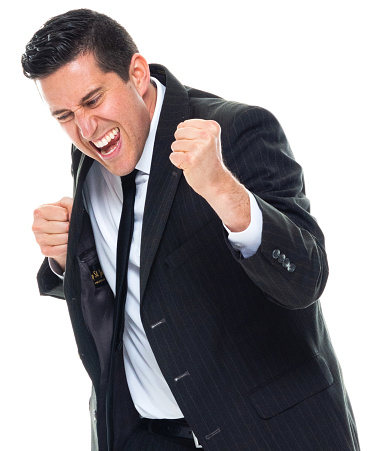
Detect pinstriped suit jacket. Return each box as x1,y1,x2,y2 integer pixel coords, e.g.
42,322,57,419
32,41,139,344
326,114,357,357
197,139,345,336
37,64,360,450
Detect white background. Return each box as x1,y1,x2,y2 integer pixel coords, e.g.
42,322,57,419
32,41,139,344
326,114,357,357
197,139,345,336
1,1,380,449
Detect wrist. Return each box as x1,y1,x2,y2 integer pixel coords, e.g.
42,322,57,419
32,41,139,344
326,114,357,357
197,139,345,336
203,171,251,232
53,255,67,273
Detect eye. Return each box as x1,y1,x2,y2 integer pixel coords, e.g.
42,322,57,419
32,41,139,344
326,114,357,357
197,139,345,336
56,112,74,123
86,95,101,108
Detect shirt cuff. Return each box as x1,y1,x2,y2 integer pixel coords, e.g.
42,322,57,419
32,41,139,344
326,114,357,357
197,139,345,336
48,257,65,280
224,191,263,258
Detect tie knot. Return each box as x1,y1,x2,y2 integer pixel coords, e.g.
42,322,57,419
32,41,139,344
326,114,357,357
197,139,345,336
121,169,138,195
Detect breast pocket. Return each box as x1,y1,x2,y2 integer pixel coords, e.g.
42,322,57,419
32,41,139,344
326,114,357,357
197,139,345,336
77,246,114,369
249,354,334,419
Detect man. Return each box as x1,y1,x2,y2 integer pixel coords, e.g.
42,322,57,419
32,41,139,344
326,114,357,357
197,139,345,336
22,9,360,451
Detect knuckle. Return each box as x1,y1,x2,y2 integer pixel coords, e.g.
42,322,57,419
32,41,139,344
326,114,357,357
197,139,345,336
208,120,220,133
40,245,52,256
37,235,49,246
33,207,43,218
31,223,41,234
61,196,73,205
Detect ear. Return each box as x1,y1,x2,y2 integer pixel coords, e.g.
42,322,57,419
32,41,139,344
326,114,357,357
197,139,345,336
128,53,151,96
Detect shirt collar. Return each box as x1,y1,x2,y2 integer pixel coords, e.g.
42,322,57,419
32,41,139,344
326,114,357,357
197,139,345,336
135,77,166,175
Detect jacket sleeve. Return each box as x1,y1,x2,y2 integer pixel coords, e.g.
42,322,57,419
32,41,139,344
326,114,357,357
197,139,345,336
35,144,81,301
37,257,65,300
222,106,329,310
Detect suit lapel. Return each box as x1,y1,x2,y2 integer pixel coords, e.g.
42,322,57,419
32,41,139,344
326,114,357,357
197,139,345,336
67,152,93,260
140,66,190,300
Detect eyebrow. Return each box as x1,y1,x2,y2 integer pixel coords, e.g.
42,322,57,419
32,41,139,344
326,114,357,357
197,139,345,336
51,87,103,116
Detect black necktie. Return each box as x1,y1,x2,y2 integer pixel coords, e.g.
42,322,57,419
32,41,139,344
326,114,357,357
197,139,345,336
106,169,138,448
114,169,138,350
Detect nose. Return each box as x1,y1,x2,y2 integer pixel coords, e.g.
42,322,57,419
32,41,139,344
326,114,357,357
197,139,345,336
74,107,97,140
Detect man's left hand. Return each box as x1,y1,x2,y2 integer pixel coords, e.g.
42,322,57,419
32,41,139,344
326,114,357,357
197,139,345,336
170,119,228,198
170,119,251,233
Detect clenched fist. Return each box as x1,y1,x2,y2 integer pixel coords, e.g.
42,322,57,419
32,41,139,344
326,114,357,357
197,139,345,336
170,119,251,233
170,119,227,198
32,197,73,272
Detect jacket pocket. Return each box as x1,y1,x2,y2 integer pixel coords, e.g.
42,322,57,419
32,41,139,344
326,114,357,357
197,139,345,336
249,354,333,419
78,247,114,371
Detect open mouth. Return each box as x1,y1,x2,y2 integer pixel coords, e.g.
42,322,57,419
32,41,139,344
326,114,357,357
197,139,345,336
92,127,120,156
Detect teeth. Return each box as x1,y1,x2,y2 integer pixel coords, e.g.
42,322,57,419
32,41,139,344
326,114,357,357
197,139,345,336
101,144,117,156
93,128,119,148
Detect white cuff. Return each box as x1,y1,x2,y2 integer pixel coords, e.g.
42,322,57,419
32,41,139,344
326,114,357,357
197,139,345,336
224,191,263,258
48,257,65,280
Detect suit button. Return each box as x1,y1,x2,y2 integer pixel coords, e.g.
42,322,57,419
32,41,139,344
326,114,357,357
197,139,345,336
287,263,296,273
272,249,281,259
277,254,286,264
282,258,290,268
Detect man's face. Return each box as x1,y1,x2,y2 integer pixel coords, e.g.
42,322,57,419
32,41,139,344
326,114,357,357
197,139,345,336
37,53,155,176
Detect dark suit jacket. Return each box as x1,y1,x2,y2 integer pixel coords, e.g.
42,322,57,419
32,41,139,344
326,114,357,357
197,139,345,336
37,65,360,451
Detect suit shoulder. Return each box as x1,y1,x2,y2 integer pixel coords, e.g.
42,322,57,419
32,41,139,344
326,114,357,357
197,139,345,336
186,87,277,126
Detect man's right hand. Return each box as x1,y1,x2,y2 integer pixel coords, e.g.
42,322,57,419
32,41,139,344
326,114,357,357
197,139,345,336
32,197,73,272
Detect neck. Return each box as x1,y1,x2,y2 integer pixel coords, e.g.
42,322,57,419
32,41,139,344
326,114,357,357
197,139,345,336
144,81,158,121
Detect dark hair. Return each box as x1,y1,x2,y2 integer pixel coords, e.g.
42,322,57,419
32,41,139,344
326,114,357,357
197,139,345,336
21,9,139,81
